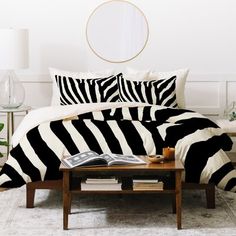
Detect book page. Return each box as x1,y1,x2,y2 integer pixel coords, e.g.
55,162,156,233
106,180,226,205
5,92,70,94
101,153,146,166
62,150,106,168
100,154,116,163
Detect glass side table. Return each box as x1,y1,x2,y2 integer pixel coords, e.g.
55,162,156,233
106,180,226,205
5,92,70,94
0,105,31,157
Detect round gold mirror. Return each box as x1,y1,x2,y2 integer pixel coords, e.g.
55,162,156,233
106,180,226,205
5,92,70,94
86,0,149,63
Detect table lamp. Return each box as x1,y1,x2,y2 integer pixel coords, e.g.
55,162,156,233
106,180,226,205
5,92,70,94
0,29,29,108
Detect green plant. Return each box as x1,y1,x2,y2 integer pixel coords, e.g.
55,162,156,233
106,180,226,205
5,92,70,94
0,123,8,157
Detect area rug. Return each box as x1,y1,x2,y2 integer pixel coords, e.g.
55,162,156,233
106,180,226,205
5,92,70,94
0,186,235,236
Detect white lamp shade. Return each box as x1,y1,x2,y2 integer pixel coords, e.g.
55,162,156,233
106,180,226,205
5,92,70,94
0,29,28,70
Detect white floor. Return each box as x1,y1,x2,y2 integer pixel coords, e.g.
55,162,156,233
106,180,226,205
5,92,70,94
0,186,235,236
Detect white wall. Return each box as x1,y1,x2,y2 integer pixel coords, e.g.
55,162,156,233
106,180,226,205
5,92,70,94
0,0,235,73
1,0,236,156
0,0,236,111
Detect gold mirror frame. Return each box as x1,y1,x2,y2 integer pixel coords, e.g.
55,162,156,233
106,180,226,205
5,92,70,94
86,0,149,63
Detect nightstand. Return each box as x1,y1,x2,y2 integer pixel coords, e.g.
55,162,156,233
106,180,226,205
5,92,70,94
0,105,31,157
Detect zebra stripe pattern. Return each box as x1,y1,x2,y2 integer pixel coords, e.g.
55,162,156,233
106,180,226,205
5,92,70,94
0,105,235,192
55,73,121,105
118,74,178,107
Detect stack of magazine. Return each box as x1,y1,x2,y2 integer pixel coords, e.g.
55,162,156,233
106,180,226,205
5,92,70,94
61,150,146,168
81,177,121,191
133,179,164,191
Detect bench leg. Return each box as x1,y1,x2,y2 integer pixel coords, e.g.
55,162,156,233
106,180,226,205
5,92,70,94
26,180,62,208
26,184,36,208
205,184,215,209
182,183,216,209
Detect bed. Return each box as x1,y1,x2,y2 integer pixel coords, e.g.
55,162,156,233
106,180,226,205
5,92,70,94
0,68,235,207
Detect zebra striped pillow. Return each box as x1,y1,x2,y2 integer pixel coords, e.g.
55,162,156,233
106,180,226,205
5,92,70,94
55,73,121,105
118,74,178,107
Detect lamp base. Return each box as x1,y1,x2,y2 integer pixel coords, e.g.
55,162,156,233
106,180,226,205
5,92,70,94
0,70,25,109
0,104,23,109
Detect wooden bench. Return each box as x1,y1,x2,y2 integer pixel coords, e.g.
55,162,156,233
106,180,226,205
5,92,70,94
26,180,215,209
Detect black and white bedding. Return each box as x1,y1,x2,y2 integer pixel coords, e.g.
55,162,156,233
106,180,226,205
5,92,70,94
0,103,235,192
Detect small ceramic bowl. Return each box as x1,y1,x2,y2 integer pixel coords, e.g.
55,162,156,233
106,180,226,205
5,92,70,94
148,155,165,163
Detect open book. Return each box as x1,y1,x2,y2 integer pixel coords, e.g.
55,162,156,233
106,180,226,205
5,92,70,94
61,150,146,168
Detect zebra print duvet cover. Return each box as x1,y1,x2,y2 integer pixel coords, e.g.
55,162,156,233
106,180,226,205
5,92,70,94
0,105,235,192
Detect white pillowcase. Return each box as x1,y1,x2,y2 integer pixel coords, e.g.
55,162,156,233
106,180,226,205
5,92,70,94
49,68,114,106
126,67,189,108
123,68,150,81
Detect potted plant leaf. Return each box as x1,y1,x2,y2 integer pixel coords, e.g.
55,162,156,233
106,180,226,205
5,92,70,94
0,123,8,157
